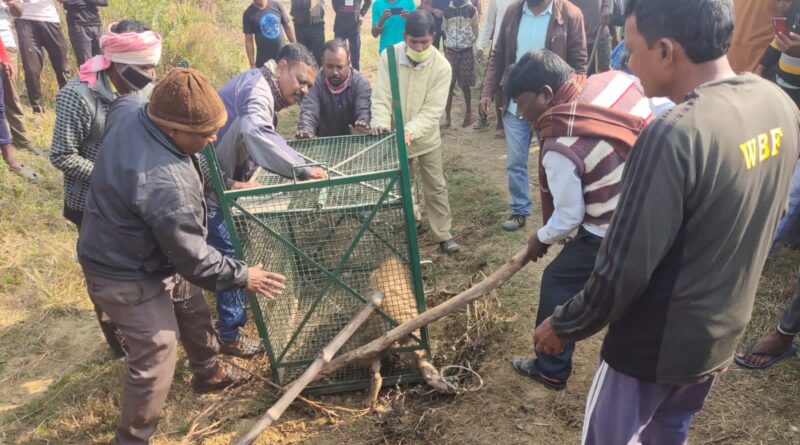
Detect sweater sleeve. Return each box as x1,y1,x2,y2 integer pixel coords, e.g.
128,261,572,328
760,40,781,69
354,73,373,124
297,79,322,135
0,39,8,63
370,49,393,130
551,119,690,343
49,86,94,182
405,56,452,141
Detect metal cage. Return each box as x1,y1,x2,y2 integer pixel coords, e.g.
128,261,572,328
203,49,430,394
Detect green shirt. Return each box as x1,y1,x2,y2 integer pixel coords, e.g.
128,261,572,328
372,0,416,53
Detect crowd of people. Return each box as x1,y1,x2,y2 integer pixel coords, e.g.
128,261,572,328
0,0,798,443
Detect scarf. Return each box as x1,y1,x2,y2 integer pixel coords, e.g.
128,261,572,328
78,28,162,88
535,73,651,225
260,60,289,111
325,68,352,95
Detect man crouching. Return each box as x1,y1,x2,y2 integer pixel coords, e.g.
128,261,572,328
77,68,286,445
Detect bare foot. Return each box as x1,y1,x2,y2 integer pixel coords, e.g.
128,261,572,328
440,120,451,130
737,330,796,367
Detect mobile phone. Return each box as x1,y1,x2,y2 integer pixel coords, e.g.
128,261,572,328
390,7,403,15
773,17,789,36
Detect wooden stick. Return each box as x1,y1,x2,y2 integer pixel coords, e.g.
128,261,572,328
317,247,530,379
236,291,385,445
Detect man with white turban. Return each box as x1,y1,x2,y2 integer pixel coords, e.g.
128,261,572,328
50,19,163,357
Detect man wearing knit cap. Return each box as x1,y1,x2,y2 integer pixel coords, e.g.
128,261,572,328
78,68,287,445
50,20,162,357
202,43,325,358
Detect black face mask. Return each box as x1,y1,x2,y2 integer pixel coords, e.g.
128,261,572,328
116,64,155,91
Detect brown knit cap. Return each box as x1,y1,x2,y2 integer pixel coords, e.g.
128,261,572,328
147,68,227,133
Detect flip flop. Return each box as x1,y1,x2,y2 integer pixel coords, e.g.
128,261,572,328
734,341,797,370
11,164,40,183
511,355,566,390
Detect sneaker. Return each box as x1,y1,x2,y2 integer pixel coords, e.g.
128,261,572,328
502,215,526,232
219,335,264,358
192,363,251,394
439,239,461,254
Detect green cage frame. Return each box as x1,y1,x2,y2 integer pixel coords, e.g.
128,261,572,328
202,47,431,394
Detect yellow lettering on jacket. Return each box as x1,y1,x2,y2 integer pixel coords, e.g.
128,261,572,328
739,127,783,170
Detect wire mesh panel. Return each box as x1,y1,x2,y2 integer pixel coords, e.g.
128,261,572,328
207,133,430,393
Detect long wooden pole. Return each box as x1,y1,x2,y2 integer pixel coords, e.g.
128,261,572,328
236,291,385,445
317,247,530,379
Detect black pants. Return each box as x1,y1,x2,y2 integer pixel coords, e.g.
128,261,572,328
535,227,602,381
295,22,325,67
15,19,70,110
67,21,102,66
335,31,361,70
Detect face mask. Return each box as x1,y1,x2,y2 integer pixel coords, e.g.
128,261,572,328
116,64,155,91
406,46,433,63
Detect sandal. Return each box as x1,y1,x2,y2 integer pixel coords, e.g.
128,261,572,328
734,341,797,370
511,355,566,390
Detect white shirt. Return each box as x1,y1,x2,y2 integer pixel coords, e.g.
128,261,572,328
475,0,516,51
0,5,16,48
537,151,606,244
20,0,61,23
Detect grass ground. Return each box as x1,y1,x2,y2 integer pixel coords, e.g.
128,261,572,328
1,1,799,444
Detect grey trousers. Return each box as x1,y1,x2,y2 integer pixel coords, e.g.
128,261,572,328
85,273,220,445
2,48,33,149
582,360,715,445
67,21,102,66
778,277,800,336
588,30,612,75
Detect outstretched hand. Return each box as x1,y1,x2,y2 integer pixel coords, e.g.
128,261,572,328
246,264,286,300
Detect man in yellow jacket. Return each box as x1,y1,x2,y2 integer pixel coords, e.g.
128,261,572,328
371,9,460,254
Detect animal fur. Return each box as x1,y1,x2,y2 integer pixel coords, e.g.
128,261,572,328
355,255,448,409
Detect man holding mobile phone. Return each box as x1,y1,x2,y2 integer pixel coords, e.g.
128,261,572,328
372,0,416,52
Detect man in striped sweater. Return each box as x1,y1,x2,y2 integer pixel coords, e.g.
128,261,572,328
504,49,653,390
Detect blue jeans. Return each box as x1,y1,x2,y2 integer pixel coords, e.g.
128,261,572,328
503,111,533,217
206,205,247,343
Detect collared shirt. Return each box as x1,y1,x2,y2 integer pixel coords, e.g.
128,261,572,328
508,0,552,115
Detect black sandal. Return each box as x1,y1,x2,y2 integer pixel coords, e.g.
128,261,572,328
511,355,567,391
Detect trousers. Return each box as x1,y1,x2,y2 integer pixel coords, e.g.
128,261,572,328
2,48,33,148
409,148,454,242
335,31,361,70
85,273,220,445
15,19,70,110
67,21,102,66
295,22,325,67
503,111,534,217
582,360,715,445
535,228,602,381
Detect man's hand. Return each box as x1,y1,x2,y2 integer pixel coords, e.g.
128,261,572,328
358,15,364,26
350,120,370,134
479,96,493,117
231,180,261,190
379,9,392,24
400,10,410,18
475,48,484,62
527,233,549,262
776,32,800,58
431,8,443,18
246,265,286,300
370,125,389,136
404,129,411,148
305,167,328,180
533,317,566,356
2,62,13,81
295,129,313,139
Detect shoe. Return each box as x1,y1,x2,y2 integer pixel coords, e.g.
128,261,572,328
192,363,251,394
502,215,526,232
219,335,264,358
439,239,461,254
473,116,490,131
511,356,567,391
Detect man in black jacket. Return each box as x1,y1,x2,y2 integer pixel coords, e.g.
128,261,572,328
295,39,370,138
532,0,800,443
